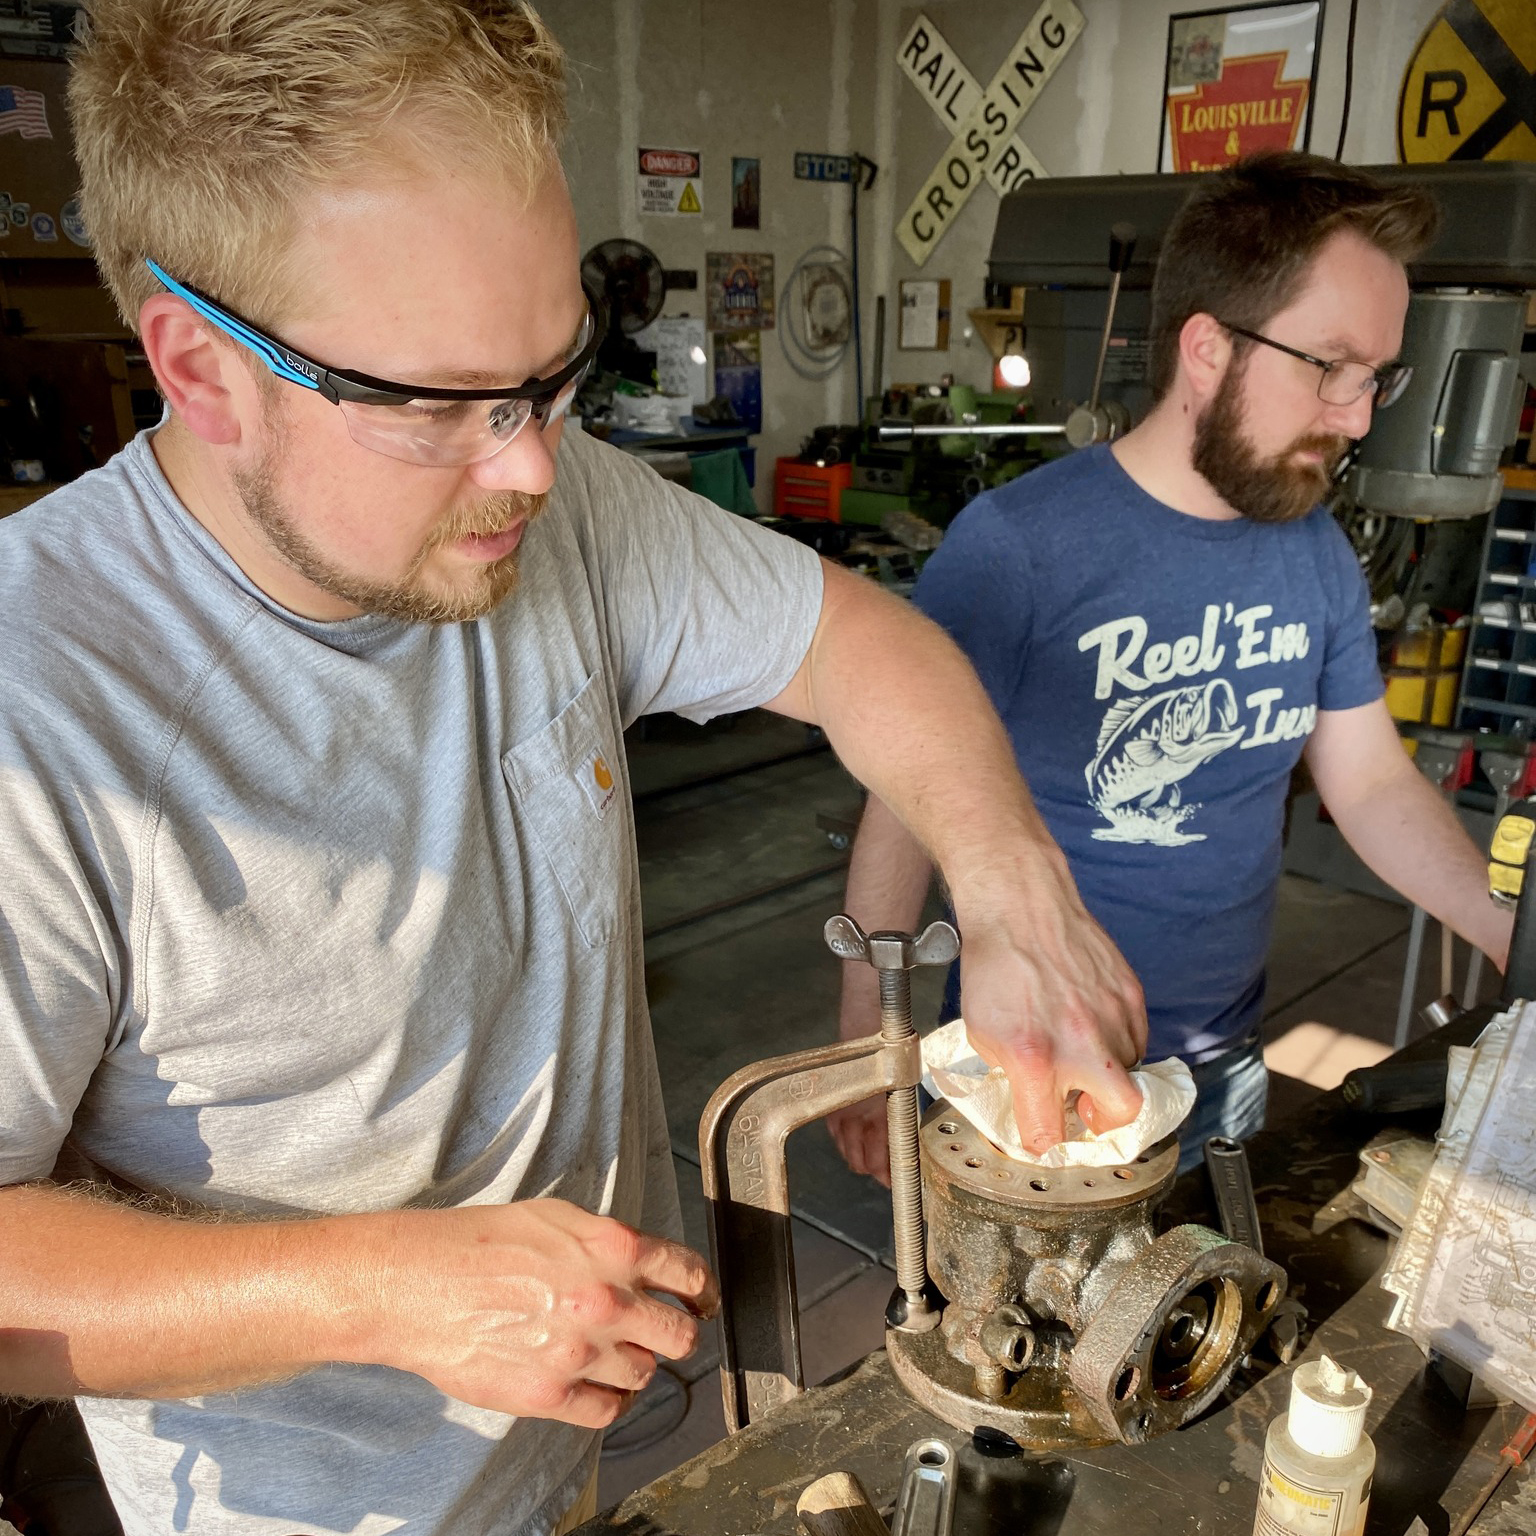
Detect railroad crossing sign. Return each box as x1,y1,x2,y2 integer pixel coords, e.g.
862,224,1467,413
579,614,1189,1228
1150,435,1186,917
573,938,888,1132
895,1,1084,267
1399,0,1536,162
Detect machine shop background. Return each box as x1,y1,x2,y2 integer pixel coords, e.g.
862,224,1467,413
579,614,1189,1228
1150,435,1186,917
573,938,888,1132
543,0,1445,494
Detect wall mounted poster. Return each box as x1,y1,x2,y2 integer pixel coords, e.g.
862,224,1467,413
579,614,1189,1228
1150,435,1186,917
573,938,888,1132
731,156,760,228
706,252,775,333
1158,2,1322,173
714,330,762,433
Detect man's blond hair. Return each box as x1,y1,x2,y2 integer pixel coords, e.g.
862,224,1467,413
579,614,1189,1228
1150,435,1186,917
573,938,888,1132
69,0,567,333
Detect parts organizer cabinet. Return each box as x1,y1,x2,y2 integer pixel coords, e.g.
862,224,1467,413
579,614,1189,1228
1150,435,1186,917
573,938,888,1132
1459,478,1536,736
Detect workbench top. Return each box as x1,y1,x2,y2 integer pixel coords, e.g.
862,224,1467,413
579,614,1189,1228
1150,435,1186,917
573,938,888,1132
578,1015,1533,1535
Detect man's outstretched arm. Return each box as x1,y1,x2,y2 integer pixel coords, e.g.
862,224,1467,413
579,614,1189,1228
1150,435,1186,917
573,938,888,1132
1306,699,1511,969
0,1182,715,1428
767,561,1147,1154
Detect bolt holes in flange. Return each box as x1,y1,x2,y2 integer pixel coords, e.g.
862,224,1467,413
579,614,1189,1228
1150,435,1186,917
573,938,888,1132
938,1122,960,1136
1114,1365,1141,1401
1256,1280,1279,1313
1029,1179,1051,1192
965,1158,983,1168
1113,1168,1135,1181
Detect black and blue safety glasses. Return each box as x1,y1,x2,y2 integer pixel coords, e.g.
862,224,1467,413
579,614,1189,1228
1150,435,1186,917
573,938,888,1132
145,258,605,467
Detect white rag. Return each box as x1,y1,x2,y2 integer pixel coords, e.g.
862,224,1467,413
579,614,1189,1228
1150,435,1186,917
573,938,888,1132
920,1018,1197,1168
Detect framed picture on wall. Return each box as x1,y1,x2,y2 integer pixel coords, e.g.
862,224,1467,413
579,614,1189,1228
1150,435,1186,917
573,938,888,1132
898,278,951,350
1157,1,1324,174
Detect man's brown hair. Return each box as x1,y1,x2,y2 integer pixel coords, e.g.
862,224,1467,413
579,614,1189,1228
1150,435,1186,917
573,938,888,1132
69,0,567,336
1147,151,1439,401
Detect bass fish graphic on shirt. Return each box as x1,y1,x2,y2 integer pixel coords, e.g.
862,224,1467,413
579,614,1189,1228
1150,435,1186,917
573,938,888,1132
1085,678,1245,845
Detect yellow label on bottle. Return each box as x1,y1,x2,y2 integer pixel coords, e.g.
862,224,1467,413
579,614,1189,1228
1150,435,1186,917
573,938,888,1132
1254,1467,1342,1535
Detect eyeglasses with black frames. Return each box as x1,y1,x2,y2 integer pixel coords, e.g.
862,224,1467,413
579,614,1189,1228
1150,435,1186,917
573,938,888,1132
145,258,605,468
1218,321,1412,410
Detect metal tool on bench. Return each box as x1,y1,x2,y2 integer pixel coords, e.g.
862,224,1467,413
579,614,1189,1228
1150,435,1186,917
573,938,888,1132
1204,1135,1306,1364
794,1437,956,1536
700,914,1287,1450
890,1439,956,1536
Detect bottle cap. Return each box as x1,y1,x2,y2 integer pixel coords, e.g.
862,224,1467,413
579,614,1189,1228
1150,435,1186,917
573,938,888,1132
1287,1355,1371,1458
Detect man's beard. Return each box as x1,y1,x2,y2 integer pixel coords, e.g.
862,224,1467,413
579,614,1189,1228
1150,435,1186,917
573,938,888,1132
232,436,544,624
1191,362,1350,525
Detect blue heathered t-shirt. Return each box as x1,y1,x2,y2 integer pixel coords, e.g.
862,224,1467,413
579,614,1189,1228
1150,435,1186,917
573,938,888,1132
915,445,1384,1062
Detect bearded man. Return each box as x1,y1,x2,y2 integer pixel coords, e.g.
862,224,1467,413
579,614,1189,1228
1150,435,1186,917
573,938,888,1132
831,152,1512,1183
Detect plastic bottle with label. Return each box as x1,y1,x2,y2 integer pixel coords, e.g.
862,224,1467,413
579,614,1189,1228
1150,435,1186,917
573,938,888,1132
1252,1355,1375,1536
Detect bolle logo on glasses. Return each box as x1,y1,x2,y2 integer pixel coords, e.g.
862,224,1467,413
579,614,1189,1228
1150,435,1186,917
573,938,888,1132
279,349,320,383
580,749,618,819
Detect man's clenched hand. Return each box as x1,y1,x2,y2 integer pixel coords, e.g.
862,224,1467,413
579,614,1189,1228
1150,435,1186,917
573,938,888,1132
374,1199,718,1428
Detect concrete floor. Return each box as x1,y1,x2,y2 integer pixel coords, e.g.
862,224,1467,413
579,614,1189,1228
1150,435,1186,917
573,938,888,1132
600,711,1504,1507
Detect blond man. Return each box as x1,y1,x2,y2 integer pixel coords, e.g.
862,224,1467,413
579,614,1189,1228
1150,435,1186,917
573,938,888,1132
0,4,1143,1532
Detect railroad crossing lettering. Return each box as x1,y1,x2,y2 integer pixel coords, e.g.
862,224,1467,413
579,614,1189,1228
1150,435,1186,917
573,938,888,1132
898,1,1084,266
1399,0,1536,162
897,14,1050,199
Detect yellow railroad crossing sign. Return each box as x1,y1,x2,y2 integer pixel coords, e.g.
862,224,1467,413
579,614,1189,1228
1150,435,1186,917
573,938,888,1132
1399,0,1536,162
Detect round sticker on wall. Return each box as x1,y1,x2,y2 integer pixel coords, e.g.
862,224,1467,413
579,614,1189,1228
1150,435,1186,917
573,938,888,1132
29,211,56,243
60,195,88,247
9,202,29,228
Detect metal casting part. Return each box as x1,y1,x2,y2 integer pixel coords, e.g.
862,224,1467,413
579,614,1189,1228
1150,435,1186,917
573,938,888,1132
889,1106,1183,1445
1069,1224,1285,1441
699,1029,922,1431
887,1104,1283,1447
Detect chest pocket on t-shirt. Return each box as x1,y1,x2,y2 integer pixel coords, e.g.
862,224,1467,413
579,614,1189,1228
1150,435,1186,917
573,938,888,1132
502,672,627,948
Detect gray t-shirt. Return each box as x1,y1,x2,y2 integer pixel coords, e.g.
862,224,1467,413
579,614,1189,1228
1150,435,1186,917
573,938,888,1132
0,424,822,1535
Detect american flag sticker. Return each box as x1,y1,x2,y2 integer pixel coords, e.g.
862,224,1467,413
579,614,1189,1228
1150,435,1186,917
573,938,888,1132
0,86,51,141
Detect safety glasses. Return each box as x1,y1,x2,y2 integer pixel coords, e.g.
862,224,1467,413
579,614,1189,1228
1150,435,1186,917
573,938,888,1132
1219,322,1412,410
145,258,605,467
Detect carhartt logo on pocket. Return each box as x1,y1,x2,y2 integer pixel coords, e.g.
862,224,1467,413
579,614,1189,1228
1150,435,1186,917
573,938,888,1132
580,750,618,818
